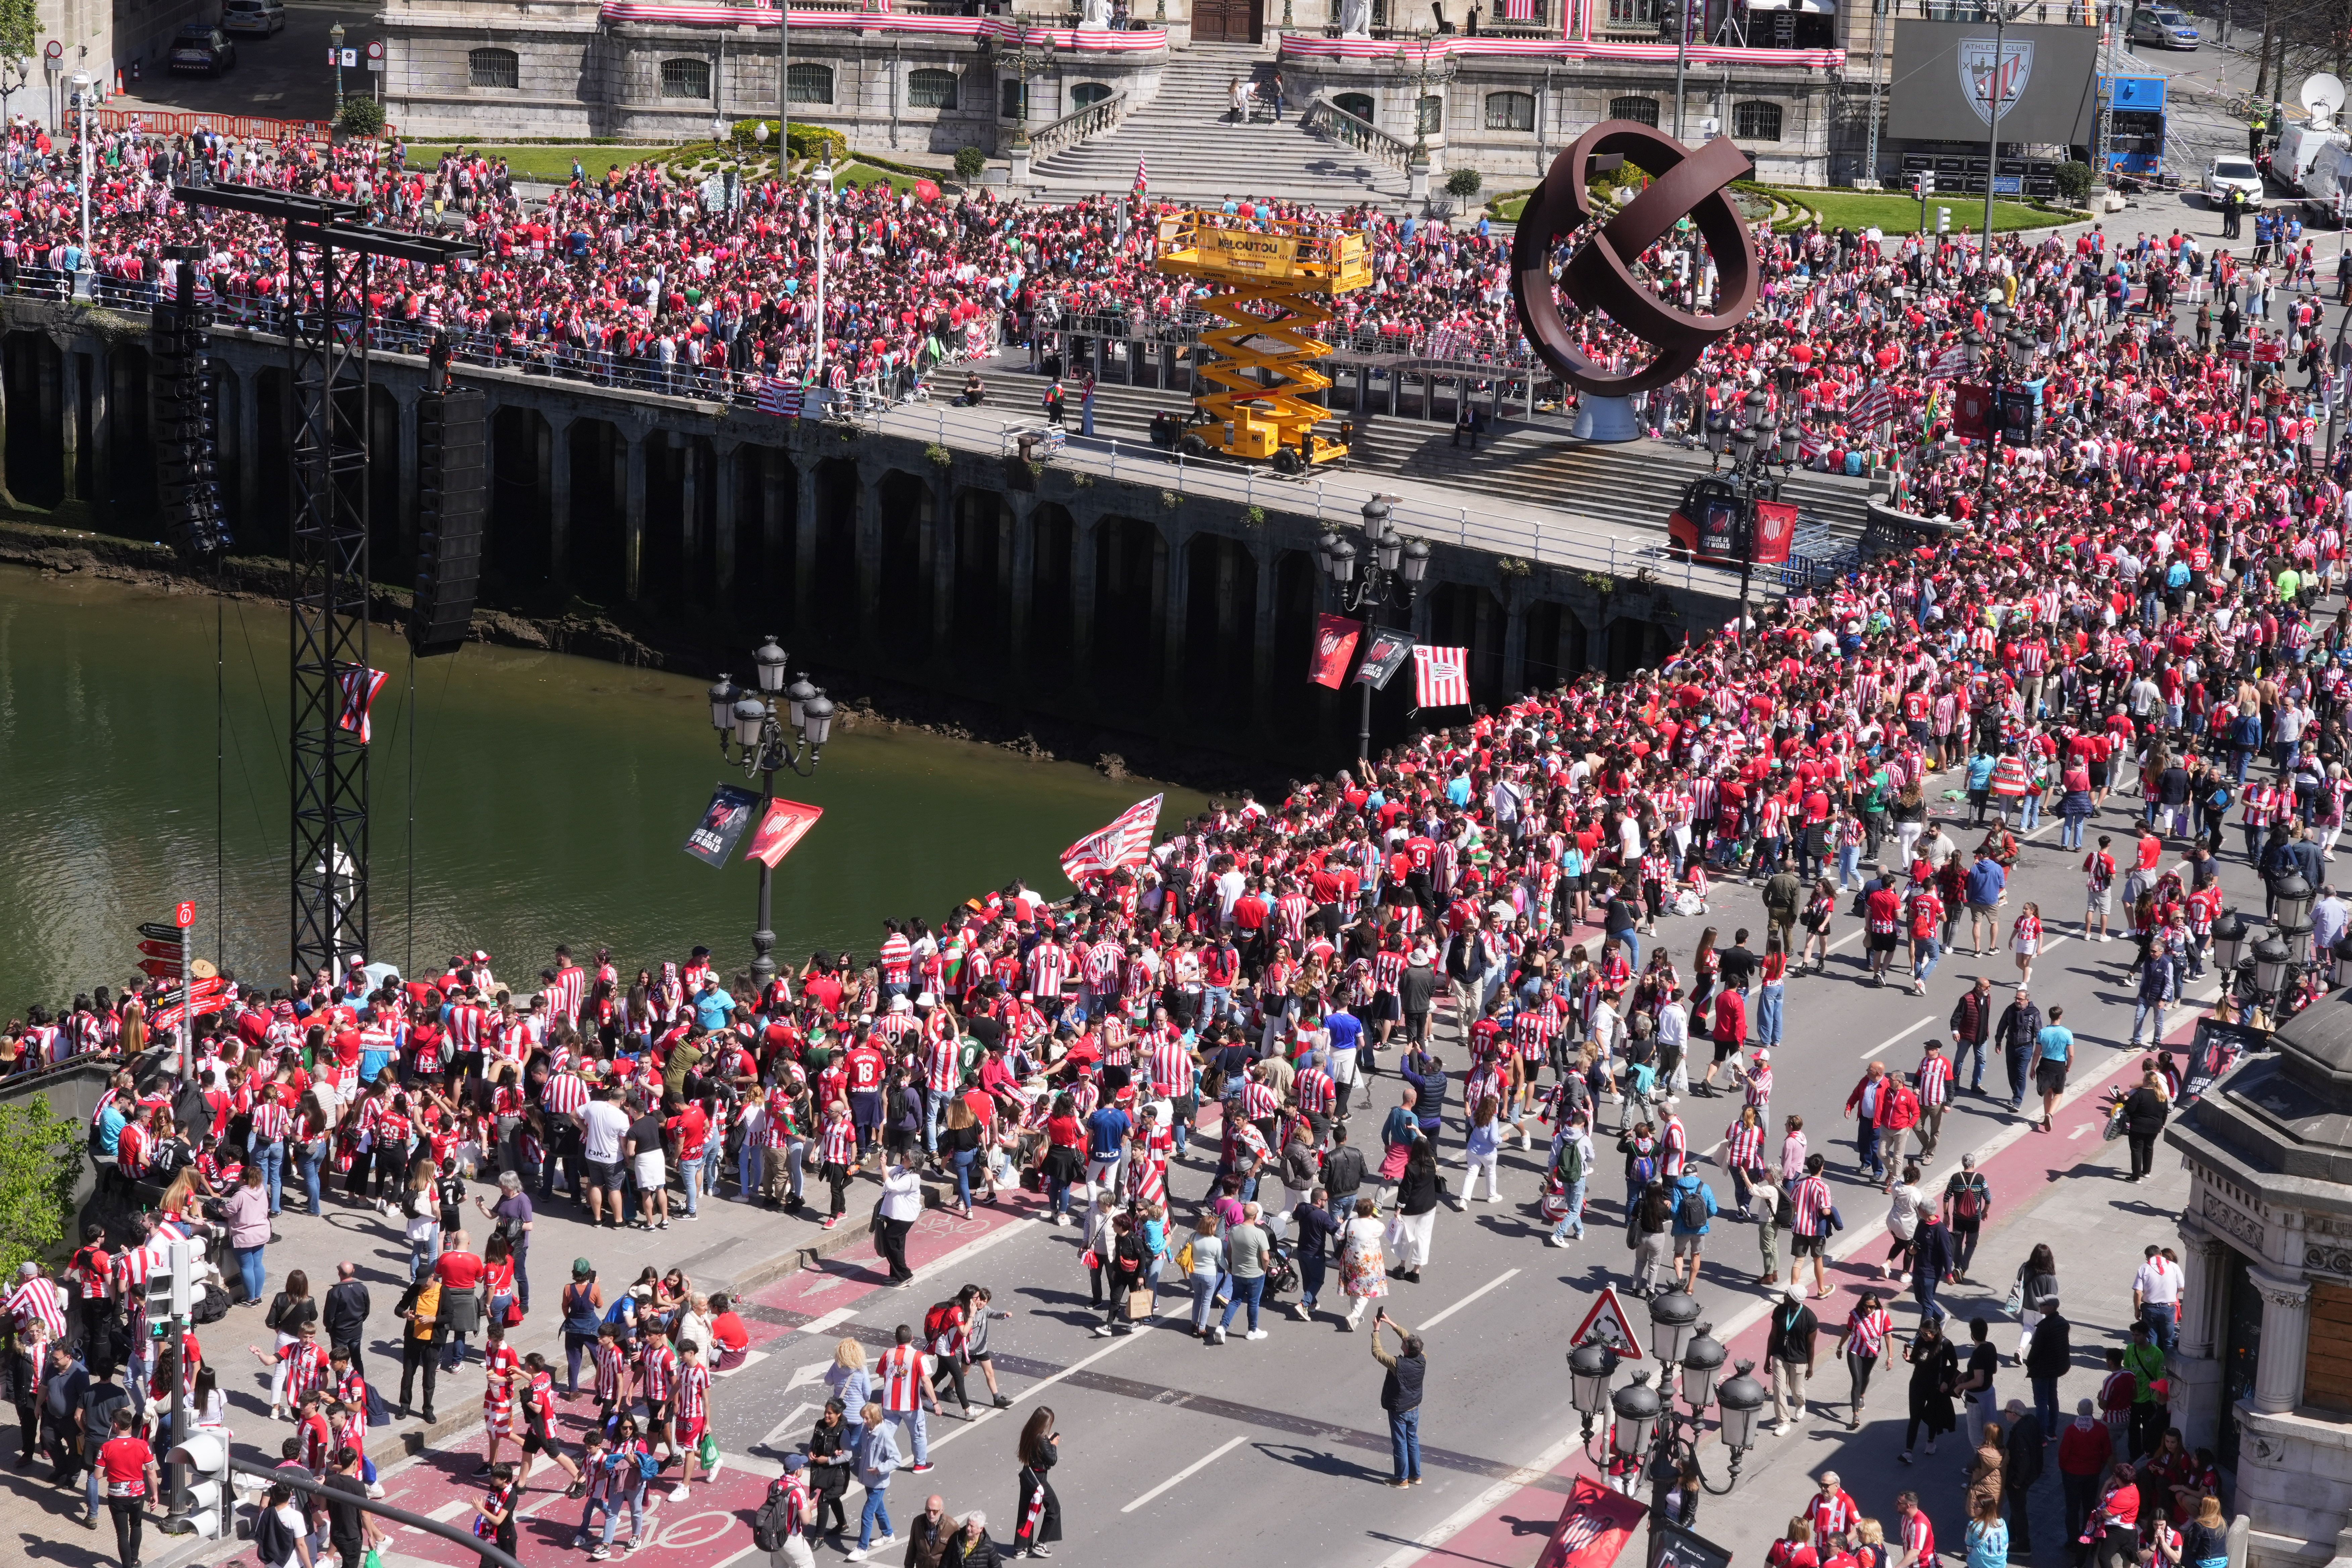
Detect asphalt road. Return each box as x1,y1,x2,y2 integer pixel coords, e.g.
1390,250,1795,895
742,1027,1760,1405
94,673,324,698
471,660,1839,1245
338,758,2305,1568
113,2,370,123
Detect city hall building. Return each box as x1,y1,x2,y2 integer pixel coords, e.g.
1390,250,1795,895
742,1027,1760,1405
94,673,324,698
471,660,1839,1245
370,0,2084,192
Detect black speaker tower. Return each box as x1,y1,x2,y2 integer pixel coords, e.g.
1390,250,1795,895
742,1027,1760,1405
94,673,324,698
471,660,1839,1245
410,336,487,658
148,247,230,561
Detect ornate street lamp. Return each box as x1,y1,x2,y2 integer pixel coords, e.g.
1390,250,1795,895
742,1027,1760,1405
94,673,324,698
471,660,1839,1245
1313,496,1427,765
704,636,832,982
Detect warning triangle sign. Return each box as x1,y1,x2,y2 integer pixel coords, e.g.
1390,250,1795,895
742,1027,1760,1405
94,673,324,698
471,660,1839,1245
1570,1284,1645,1361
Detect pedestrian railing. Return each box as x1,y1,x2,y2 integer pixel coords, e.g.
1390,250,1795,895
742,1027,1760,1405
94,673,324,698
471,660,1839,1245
1301,92,1415,174
1027,89,1130,161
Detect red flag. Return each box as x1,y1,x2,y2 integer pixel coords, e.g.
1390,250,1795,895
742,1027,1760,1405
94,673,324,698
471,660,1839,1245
1538,1476,1648,1568
742,797,824,868
1060,794,1163,886
1308,613,1361,688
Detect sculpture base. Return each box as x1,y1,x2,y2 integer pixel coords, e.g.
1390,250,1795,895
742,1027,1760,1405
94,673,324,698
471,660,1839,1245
1572,396,1644,443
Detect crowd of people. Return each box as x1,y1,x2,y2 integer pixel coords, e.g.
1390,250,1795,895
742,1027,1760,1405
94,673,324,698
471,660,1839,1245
0,100,2343,1568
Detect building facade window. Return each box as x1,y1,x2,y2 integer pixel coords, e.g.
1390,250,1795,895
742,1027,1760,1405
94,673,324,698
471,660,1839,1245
1484,90,1534,131
468,48,518,90
1607,0,1658,24
908,67,957,109
1608,95,1659,127
788,61,833,103
1334,91,1374,121
1416,94,1443,135
1072,80,1112,107
1733,99,1783,140
659,57,711,99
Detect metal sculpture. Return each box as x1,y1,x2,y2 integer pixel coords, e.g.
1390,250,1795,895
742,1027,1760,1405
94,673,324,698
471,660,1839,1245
1510,121,1760,397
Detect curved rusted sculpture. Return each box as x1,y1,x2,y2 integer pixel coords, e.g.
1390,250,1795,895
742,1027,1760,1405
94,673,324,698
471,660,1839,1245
1509,120,1760,397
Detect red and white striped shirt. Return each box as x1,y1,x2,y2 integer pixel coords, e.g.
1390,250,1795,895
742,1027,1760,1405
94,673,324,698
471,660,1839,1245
640,1341,677,1403
1791,1174,1835,1237
1724,1121,1765,1170
250,1099,293,1143
1843,1306,1894,1360
877,1343,928,1411
924,1038,960,1095
1149,1039,1194,1098
674,1361,710,1426
819,1115,857,1168
1294,1067,1334,1116
1916,1052,1953,1107
6,1277,66,1343
1900,1508,1935,1563
541,1072,590,1120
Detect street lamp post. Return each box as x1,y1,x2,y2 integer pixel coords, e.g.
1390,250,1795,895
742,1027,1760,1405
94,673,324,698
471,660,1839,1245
1570,1290,1767,1564
809,157,834,381
1709,386,1794,644
1314,496,1430,766
330,22,346,113
68,73,89,272
704,635,834,983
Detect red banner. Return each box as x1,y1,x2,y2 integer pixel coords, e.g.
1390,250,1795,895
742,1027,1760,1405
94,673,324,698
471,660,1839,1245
1950,381,1994,441
1308,613,1361,688
1537,1476,1648,1568
1752,499,1799,566
743,797,825,868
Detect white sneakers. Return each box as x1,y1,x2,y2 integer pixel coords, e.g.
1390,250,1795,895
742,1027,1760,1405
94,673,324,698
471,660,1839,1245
1245,1329,1267,1341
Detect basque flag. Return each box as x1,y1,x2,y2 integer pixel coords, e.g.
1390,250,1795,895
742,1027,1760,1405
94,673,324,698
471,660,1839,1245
337,666,389,744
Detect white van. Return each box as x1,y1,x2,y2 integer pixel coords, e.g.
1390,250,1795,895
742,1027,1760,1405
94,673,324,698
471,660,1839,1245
2272,119,2347,195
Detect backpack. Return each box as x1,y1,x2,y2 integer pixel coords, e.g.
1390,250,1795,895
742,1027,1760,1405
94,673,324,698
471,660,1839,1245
1675,1183,1708,1231
751,1480,795,1552
923,1301,959,1349
1953,1177,1985,1223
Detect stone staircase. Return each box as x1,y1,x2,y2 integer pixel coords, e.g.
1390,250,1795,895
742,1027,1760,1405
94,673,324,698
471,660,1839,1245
1030,42,1411,205
987,365,1877,542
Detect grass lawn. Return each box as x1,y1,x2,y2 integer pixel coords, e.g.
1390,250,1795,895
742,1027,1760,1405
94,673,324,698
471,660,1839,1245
1782,188,2066,235
1490,191,1530,221
834,160,938,195
398,144,672,183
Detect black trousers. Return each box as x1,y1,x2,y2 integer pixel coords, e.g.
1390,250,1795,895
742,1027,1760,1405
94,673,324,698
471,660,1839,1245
108,1498,143,1568
877,1216,913,1282
399,1336,440,1413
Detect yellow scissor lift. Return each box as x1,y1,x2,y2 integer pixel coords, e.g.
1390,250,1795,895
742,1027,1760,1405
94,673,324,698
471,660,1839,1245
1153,210,1371,473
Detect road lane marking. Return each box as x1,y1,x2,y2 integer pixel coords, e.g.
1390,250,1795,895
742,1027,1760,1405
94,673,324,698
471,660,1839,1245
1121,1434,1250,1513
1417,1269,1519,1331
425,1501,470,1523
798,1307,853,1336
1860,1016,1933,1059
926,1324,1158,1453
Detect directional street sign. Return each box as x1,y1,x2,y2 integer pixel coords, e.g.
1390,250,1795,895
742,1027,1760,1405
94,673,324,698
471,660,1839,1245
138,921,187,943
137,940,186,959
139,959,185,979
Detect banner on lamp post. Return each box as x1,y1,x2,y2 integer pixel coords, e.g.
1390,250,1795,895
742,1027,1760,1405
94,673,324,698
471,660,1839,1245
683,783,763,869
743,798,825,868
1307,613,1360,688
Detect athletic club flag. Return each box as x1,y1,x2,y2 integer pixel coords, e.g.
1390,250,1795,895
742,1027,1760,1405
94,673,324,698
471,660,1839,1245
1355,629,1415,690
1413,645,1471,708
757,378,806,418
684,783,763,869
1060,794,1163,886
1307,612,1360,688
337,666,389,744
1537,1476,1648,1568
743,797,824,868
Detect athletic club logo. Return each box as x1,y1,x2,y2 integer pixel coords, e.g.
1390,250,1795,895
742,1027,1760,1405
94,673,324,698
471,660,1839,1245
1959,36,2033,127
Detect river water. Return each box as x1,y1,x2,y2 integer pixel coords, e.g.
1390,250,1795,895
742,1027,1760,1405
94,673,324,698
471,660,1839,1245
0,564,1203,1011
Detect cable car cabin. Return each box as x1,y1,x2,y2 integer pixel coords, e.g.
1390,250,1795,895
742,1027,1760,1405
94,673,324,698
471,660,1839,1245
1666,478,1799,566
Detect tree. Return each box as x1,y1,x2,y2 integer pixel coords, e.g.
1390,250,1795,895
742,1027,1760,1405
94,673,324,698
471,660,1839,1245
0,1096,82,1278
0,0,38,124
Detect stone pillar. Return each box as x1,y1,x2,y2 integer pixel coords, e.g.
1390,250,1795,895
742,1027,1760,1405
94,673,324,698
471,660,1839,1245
1156,521,1187,713
1583,606,1610,673
714,439,739,605
762,449,788,587
547,418,573,584
397,393,421,556
928,486,956,660
85,346,109,511
623,431,648,603
679,436,701,598
2250,1265,2313,1415
1071,510,1099,681
1250,540,1277,731
2171,1215,2232,1451
1007,493,1035,683
1501,584,1529,700
793,459,819,636
854,460,884,655
58,345,80,503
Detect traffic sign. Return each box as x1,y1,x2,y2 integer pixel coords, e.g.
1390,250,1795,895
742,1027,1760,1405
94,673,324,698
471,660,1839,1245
139,959,185,979
138,921,187,943
174,901,196,928
137,939,185,959
1570,1284,1645,1361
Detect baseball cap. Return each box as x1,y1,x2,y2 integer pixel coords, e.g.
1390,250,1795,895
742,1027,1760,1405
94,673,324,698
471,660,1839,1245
573,1258,594,1278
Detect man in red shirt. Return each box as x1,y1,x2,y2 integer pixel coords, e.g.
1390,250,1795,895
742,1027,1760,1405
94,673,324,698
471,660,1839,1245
95,1407,159,1568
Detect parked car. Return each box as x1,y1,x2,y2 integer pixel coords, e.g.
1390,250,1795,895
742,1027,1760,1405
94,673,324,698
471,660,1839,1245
168,21,236,73
2126,4,2200,47
220,0,283,36
2205,155,2265,207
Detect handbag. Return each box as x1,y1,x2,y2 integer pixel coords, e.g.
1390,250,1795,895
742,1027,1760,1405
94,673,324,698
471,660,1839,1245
2003,1280,2025,1317
2102,1102,2128,1141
